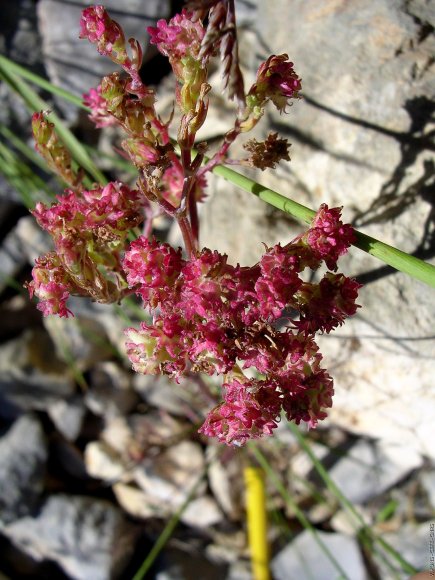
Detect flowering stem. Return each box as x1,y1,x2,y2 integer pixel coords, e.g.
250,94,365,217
212,163,435,288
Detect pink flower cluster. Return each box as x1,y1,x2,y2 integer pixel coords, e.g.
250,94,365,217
148,9,205,62
123,205,361,445
252,54,302,113
27,182,147,316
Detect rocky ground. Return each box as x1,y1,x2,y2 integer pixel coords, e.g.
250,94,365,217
0,1,434,579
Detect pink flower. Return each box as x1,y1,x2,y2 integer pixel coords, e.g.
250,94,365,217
80,6,126,61
83,86,117,128
148,10,204,61
296,274,362,334
199,378,280,446
255,244,302,319
26,254,74,318
123,237,185,307
125,317,188,379
249,54,301,113
304,204,356,271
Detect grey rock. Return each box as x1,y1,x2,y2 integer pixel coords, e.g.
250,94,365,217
421,470,435,511
0,216,51,294
328,439,423,504
200,0,435,460
85,361,138,417
5,494,138,580
133,440,206,512
0,414,48,525
48,396,86,441
374,519,435,579
271,529,367,580
133,373,192,417
0,329,74,412
37,0,171,119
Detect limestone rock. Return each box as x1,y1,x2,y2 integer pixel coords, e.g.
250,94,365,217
0,414,48,525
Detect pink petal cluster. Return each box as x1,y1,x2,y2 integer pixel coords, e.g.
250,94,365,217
303,203,356,271
29,182,147,315
83,86,117,128
250,54,301,113
80,5,125,59
148,9,205,61
123,204,360,445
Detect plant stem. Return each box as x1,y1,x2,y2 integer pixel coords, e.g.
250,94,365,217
212,163,435,288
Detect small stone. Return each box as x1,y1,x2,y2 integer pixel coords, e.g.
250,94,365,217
133,373,189,416
113,483,158,519
84,441,127,483
328,439,423,504
421,471,435,511
0,329,74,412
133,441,206,511
271,530,366,580
330,507,373,536
86,362,138,417
5,494,138,580
208,452,244,521
374,519,435,578
48,396,86,441
0,414,48,525
181,496,223,529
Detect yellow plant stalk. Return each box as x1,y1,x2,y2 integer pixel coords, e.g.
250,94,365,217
245,466,271,580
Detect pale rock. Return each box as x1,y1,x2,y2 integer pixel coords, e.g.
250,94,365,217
328,439,423,504
180,495,223,528
374,519,435,579
0,414,48,525
43,310,115,371
271,530,367,580
330,507,374,536
101,416,132,455
421,471,435,511
113,483,158,519
133,374,189,416
84,441,128,484
0,216,50,293
208,453,244,520
86,361,138,417
133,441,206,511
5,494,137,580
48,396,86,441
0,329,74,411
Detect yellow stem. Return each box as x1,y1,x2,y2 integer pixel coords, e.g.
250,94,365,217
244,466,271,580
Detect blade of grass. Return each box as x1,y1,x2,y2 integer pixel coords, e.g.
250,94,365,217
248,442,350,580
212,164,435,288
0,54,87,110
0,66,106,186
286,422,418,575
132,469,206,580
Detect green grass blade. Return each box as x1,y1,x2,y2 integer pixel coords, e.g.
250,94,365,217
286,423,418,575
249,442,351,580
212,164,435,288
132,470,206,580
0,54,88,110
0,66,106,186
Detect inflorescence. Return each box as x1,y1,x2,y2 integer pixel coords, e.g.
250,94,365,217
27,3,361,446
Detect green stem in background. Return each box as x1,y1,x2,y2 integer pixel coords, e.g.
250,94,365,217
0,66,105,186
132,470,206,580
249,443,350,580
287,423,418,576
1,54,433,288
0,54,87,110
212,164,435,289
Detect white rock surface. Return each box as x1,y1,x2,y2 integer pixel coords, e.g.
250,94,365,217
5,494,137,580
271,530,367,580
133,441,206,511
328,439,423,504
